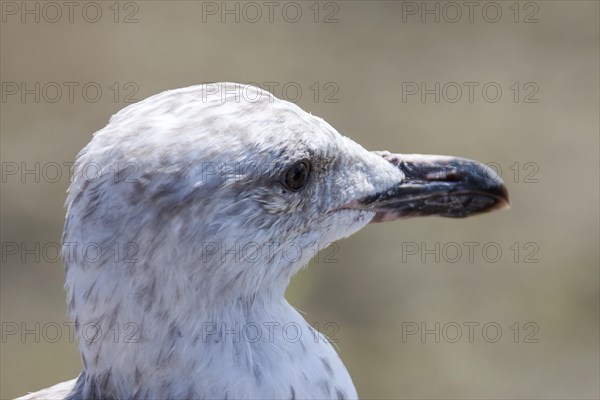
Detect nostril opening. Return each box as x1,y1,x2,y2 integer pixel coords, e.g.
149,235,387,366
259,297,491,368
444,171,462,182
425,170,462,182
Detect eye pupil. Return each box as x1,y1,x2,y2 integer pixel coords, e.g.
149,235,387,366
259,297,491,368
283,160,310,191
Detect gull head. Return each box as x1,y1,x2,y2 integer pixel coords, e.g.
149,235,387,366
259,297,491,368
62,83,508,398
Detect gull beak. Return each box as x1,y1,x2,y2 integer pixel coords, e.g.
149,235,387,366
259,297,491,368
358,152,510,222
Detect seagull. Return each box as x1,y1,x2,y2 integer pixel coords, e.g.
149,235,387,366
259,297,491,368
18,83,508,400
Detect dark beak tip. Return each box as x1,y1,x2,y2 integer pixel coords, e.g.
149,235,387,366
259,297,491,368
487,175,510,207
499,184,510,205
492,183,511,211
460,176,510,216
487,193,510,214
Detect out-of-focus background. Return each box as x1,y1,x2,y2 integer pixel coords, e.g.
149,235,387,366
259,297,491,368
1,1,598,399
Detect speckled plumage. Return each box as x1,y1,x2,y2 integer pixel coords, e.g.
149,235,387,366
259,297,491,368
18,83,508,400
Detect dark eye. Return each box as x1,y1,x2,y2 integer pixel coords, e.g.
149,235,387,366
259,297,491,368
282,160,311,191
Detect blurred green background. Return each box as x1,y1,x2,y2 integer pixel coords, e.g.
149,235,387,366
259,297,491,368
1,1,598,399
